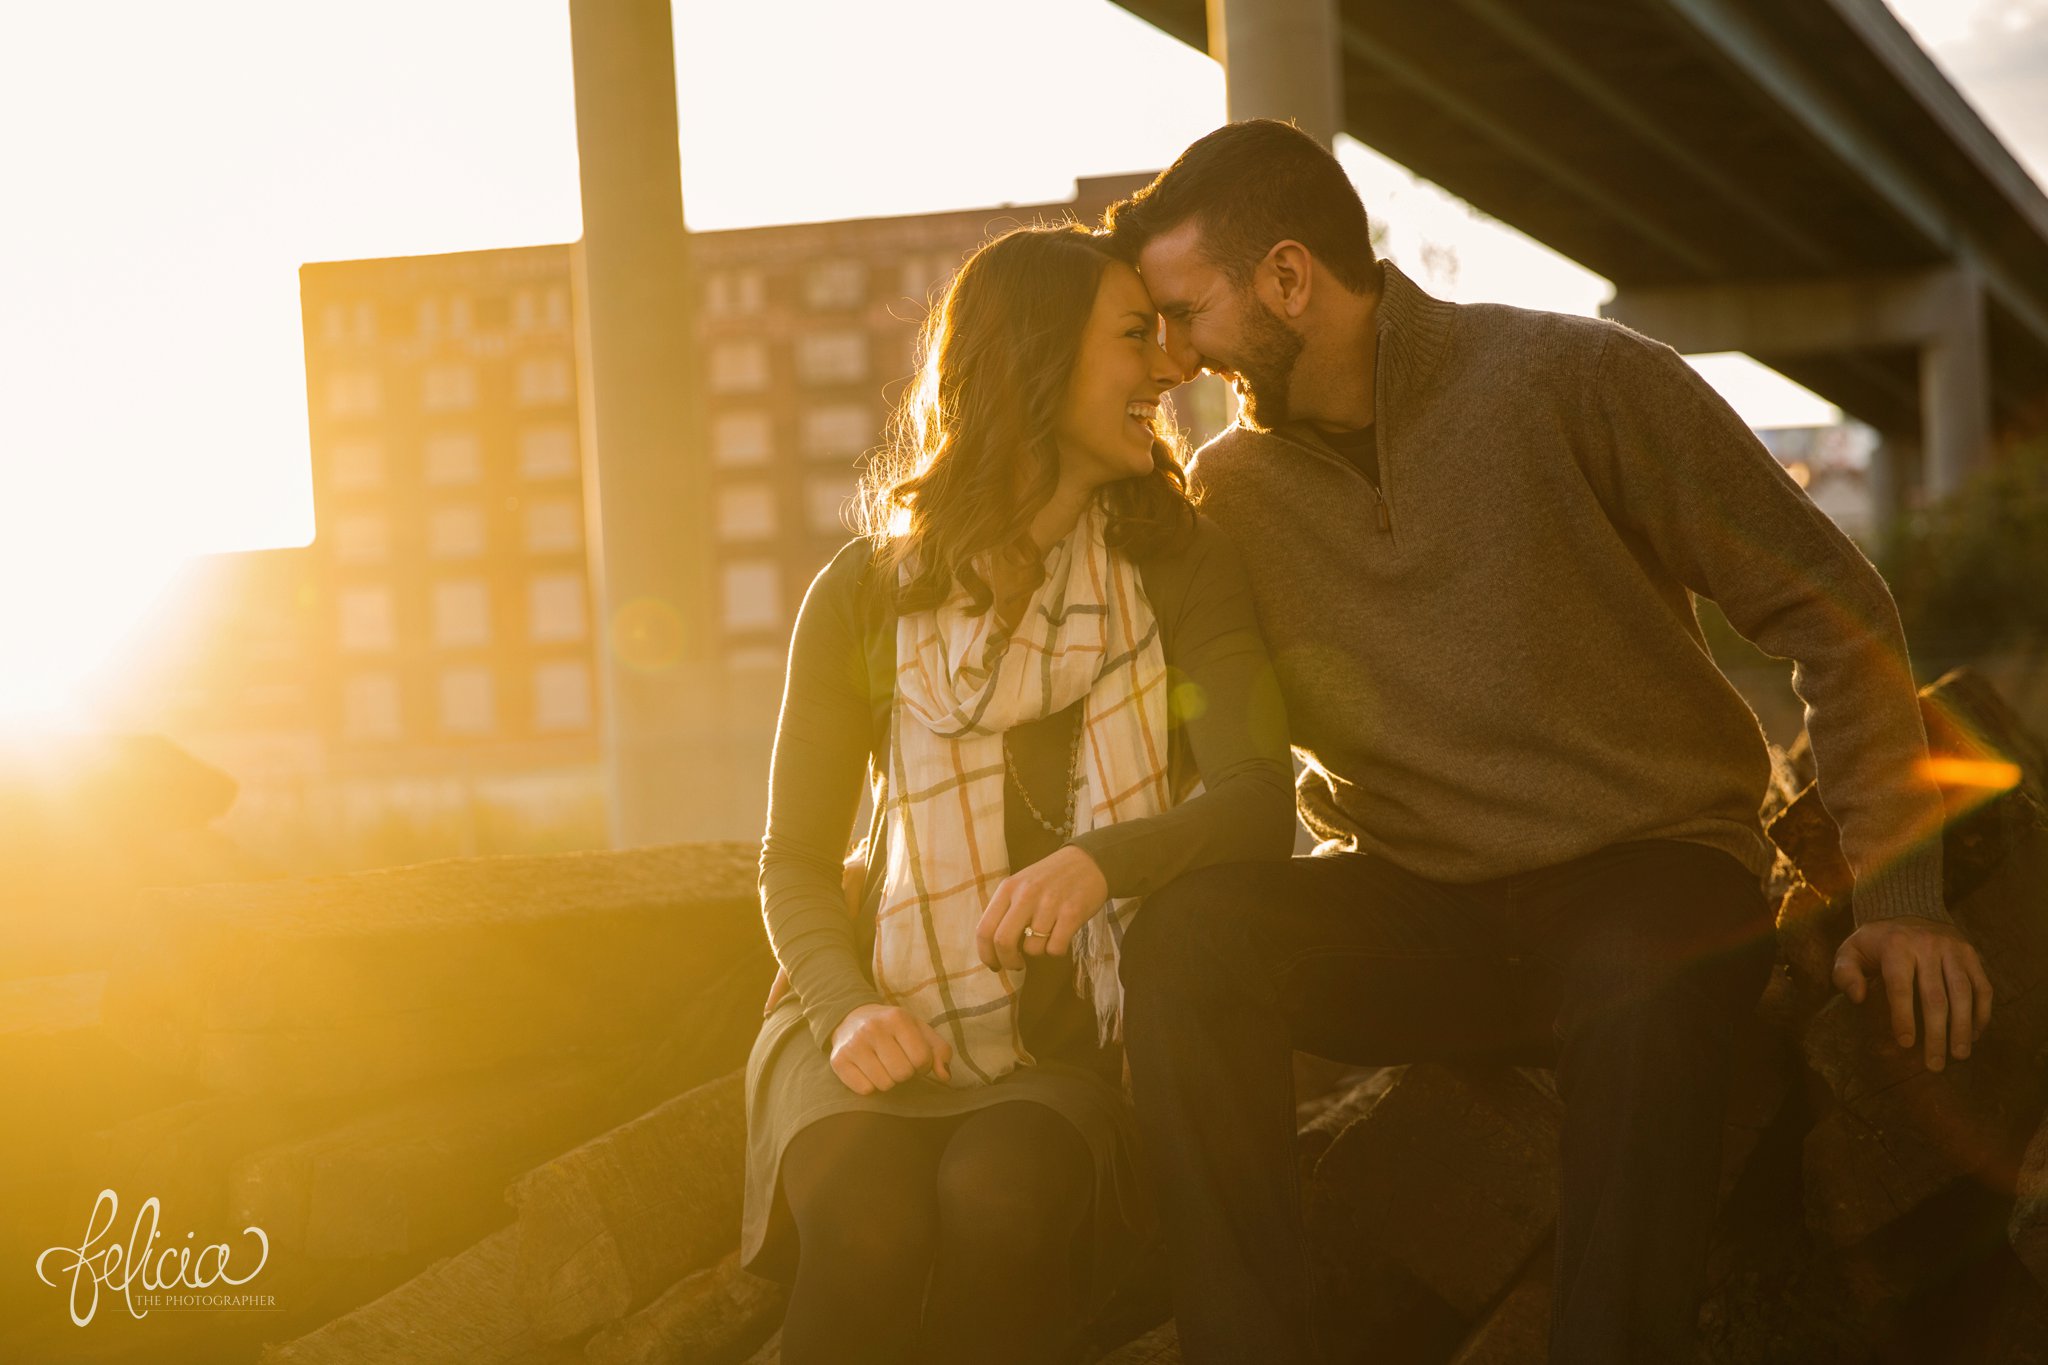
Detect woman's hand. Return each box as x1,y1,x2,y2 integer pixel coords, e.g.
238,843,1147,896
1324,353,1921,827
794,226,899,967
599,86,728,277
829,1003,953,1094
976,844,1111,972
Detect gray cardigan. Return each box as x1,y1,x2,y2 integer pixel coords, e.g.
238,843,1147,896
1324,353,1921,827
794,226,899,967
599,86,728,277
758,517,1297,1055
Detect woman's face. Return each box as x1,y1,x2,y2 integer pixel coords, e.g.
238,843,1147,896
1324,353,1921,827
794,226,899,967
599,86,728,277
1053,259,1180,490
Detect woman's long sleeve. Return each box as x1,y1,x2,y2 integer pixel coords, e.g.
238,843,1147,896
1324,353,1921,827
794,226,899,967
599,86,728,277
758,545,888,1055
1068,520,1296,896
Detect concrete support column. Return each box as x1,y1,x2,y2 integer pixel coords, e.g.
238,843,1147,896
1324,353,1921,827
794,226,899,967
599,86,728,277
1919,267,1991,500
568,0,725,847
1206,0,1343,147
1869,430,1920,532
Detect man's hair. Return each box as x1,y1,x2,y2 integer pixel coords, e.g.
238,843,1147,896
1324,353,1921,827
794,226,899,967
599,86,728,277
1103,119,1377,294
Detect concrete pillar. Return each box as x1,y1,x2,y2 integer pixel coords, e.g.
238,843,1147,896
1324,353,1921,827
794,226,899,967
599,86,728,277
1207,0,1343,147
1869,430,1920,533
1919,267,1992,500
567,0,725,847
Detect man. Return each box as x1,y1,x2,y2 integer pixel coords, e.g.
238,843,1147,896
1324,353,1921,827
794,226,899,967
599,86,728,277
1104,120,1993,1365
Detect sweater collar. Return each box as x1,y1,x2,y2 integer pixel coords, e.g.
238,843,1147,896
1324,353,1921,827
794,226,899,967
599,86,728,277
1371,258,1457,411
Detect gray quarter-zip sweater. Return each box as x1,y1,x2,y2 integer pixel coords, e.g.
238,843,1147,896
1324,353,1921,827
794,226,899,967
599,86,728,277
1190,259,1946,925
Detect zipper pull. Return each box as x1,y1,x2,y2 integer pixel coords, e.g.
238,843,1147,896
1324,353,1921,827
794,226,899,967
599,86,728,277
1375,496,1391,532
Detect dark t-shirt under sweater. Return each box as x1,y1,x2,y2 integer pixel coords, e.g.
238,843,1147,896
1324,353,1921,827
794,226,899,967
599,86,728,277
1319,422,1380,491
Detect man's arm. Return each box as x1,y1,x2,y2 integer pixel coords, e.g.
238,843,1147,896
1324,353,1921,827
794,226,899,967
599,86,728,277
1584,324,1991,1068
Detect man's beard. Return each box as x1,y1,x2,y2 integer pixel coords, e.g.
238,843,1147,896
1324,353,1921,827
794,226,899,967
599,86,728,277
1229,299,1305,431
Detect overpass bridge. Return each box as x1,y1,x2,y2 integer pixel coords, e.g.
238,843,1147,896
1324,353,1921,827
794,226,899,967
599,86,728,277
1114,0,2048,506
553,0,2048,845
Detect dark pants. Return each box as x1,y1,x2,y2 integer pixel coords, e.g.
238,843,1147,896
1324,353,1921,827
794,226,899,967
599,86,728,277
1119,840,1775,1365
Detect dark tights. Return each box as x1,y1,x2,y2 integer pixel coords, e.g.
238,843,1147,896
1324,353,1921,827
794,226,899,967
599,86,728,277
778,1100,1096,1365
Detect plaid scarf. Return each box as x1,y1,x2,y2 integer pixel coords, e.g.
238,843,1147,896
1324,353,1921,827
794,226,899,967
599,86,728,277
877,501,1172,1089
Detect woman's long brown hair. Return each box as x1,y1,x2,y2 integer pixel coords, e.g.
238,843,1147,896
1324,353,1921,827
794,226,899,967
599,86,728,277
854,222,1196,617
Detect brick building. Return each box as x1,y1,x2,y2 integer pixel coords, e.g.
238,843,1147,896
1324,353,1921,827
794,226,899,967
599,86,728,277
107,176,1220,868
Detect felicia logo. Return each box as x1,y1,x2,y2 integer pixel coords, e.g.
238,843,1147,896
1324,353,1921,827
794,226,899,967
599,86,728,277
35,1189,272,1326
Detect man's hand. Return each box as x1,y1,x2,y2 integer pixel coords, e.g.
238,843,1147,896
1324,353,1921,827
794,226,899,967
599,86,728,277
828,1003,952,1094
1832,915,1993,1071
976,845,1111,972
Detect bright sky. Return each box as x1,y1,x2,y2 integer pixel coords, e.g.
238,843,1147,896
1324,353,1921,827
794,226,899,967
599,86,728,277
0,0,2040,727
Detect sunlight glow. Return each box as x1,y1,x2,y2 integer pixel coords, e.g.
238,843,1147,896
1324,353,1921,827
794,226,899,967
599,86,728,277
1921,756,2024,791
0,0,2036,723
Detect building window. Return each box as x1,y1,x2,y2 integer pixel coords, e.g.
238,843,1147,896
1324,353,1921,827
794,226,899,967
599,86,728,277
353,301,376,342
439,667,494,733
524,498,582,553
716,484,777,541
528,573,587,643
513,289,537,331
433,579,491,647
326,371,381,418
424,432,482,485
712,411,772,466
429,505,486,559
320,303,348,343
330,514,388,564
709,269,766,316
801,404,871,461
900,253,958,301
519,425,578,479
806,477,856,535
722,560,781,631
330,439,384,491
709,340,770,393
422,364,477,412
342,672,401,739
448,293,473,335
516,355,573,406
338,588,395,652
533,661,591,731
545,286,570,329
796,332,867,385
417,297,442,338
805,260,865,310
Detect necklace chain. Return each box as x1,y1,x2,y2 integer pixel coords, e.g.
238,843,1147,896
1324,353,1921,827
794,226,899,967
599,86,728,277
1003,711,1084,840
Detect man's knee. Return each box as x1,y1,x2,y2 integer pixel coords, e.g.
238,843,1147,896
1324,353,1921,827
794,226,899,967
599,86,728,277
1119,868,1246,1007
1553,912,1772,1067
1558,868,1772,1026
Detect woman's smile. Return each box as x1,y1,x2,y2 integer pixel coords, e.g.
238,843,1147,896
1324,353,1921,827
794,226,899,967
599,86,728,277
1125,398,1160,445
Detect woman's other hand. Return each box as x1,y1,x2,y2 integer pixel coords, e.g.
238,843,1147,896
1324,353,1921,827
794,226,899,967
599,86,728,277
829,1003,954,1094
976,845,1111,971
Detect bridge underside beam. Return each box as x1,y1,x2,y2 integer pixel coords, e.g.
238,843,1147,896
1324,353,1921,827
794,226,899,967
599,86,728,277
1647,0,2048,356
1112,0,2048,446
1605,268,1992,503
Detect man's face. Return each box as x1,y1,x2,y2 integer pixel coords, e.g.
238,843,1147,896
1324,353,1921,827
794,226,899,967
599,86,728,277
1136,217,1305,430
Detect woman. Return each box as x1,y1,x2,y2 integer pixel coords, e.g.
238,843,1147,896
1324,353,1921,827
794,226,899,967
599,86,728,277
739,222,1295,1365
